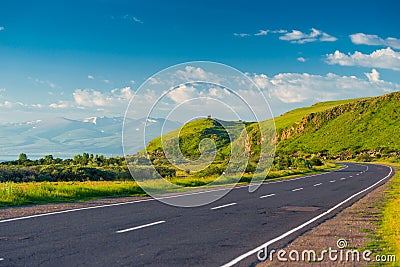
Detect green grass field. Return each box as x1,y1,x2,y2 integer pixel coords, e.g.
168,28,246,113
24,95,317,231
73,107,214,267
0,181,146,207
0,163,338,208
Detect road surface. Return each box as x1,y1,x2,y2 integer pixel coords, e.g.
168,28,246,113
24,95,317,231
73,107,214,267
0,163,393,266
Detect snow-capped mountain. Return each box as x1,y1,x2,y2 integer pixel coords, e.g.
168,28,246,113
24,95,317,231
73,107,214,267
0,116,181,159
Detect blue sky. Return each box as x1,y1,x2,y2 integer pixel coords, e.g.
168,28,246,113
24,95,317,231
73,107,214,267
0,0,399,122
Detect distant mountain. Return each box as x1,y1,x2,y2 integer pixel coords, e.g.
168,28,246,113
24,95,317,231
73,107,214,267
0,116,181,159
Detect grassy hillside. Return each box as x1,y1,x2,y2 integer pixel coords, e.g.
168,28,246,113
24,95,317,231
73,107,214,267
145,91,400,173
273,97,367,130
277,92,400,155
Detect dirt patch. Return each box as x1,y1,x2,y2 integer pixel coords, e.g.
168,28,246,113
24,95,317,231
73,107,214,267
258,180,389,267
0,196,150,220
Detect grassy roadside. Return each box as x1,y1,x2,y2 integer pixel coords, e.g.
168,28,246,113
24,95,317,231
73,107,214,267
0,181,146,208
0,163,339,208
365,162,400,265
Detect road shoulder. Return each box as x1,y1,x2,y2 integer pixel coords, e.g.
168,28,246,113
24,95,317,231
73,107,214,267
258,169,391,266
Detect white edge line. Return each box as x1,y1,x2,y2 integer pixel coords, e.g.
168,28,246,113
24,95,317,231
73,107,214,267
0,164,350,224
260,194,276,199
221,165,393,267
211,202,237,210
116,220,165,233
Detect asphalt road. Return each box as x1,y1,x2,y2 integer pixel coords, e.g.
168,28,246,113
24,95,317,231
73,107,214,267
0,163,393,266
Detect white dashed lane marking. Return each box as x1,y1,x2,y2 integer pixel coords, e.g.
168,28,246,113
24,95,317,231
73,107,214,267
211,203,237,210
260,194,276,199
292,188,303,192
313,183,322,187
116,220,166,233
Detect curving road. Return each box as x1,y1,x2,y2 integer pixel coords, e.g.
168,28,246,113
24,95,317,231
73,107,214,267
0,163,394,266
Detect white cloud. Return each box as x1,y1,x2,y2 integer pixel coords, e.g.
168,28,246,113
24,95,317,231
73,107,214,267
133,17,143,24
121,14,143,24
326,47,400,71
297,57,307,62
148,77,160,85
320,32,338,42
255,30,269,36
0,101,42,109
251,72,400,104
279,28,337,44
252,73,269,89
350,33,400,49
28,77,59,89
116,86,134,100
130,80,135,84
364,69,381,82
167,84,197,103
271,29,287,34
87,75,94,80
103,79,110,84
0,26,4,31
234,33,250,37
49,101,69,109
73,87,134,107
174,65,221,82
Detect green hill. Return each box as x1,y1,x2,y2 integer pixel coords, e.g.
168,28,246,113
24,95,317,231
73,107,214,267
277,92,400,156
144,91,400,174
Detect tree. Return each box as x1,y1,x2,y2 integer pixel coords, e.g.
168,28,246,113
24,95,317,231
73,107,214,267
44,155,54,165
18,153,28,162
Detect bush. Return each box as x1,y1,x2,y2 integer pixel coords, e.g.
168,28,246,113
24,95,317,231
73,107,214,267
309,157,324,166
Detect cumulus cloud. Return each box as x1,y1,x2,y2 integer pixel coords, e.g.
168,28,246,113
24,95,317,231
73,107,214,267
0,26,4,31
251,72,400,104
148,77,160,85
279,28,337,44
254,30,269,36
73,87,134,107
174,65,222,83
326,47,400,71
49,101,70,109
350,33,400,49
297,57,306,62
167,84,197,103
364,69,381,82
87,75,94,80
